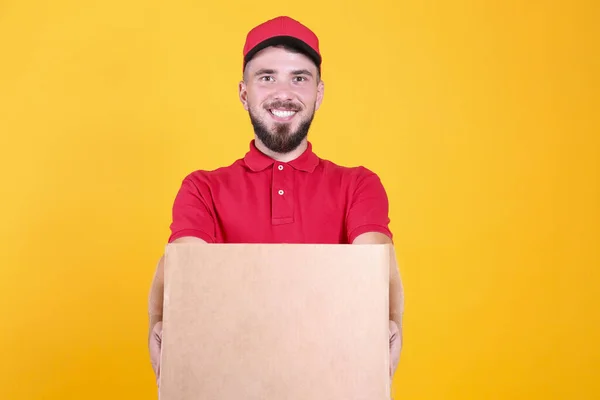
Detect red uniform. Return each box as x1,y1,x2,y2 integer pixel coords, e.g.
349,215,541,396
168,140,392,244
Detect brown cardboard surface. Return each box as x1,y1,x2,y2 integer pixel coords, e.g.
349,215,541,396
160,243,392,400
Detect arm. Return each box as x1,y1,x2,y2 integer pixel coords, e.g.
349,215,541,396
345,168,402,329
352,232,404,344
149,173,216,382
150,172,217,336
147,236,207,340
147,236,207,384
345,169,403,378
353,232,404,382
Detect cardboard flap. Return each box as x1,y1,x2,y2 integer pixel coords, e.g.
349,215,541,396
160,243,392,400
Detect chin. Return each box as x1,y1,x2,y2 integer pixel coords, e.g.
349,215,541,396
249,107,313,153
272,121,298,131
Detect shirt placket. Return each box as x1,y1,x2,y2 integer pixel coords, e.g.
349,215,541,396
271,162,294,225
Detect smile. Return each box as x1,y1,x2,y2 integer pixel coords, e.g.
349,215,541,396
268,109,297,121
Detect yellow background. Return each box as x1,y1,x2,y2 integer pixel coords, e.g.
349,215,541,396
1,0,598,399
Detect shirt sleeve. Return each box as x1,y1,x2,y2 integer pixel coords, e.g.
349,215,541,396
168,173,216,243
345,167,393,243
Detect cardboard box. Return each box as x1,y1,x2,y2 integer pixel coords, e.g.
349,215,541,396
160,243,393,400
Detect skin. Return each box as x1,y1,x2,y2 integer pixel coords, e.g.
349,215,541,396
238,45,325,161
148,45,403,387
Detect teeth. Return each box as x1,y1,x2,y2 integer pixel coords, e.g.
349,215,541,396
271,110,296,118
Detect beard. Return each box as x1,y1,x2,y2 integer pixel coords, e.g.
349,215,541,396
248,102,315,154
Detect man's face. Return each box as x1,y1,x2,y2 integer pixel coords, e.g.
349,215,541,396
239,45,324,154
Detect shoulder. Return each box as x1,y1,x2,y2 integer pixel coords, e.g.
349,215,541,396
180,158,246,185
171,159,246,201
317,157,384,186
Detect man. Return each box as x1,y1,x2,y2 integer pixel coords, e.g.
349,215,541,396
148,15,403,387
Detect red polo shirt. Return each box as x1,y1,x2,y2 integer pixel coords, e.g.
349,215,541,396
168,140,392,244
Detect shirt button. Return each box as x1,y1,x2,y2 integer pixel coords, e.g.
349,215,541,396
278,189,284,195
278,165,284,171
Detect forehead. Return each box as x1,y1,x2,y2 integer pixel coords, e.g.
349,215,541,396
245,46,318,75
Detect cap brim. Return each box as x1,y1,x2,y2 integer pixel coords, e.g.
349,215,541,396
244,36,321,71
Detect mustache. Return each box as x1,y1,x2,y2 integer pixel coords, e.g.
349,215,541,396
265,100,302,111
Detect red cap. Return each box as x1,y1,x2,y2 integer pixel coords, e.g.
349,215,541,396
242,16,321,73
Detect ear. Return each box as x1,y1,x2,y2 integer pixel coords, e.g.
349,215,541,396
315,79,325,111
239,80,249,111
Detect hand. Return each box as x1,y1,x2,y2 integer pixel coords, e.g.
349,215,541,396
149,321,163,386
389,320,401,379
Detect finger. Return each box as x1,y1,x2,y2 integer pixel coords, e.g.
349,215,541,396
388,321,401,377
389,320,399,343
149,322,163,378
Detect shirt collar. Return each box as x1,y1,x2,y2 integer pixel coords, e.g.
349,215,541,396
243,140,320,173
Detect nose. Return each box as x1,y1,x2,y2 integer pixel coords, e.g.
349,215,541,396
271,80,295,101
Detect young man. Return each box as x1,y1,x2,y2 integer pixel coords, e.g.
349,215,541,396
148,15,403,386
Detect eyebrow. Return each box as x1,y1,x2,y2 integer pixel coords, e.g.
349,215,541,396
253,68,314,77
291,69,313,77
254,68,276,76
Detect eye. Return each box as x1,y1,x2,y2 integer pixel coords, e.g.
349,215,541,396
293,76,307,82
259,76,274,82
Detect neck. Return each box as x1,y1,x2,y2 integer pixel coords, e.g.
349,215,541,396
254,137,308,162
